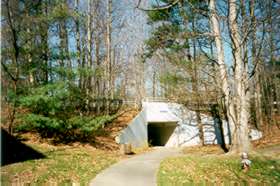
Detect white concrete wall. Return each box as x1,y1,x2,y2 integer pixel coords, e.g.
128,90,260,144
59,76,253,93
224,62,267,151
165,103,261,147
164,103,231,147
165,104,201,147
117,110,147,147
117,102,262,148
143,102,179,123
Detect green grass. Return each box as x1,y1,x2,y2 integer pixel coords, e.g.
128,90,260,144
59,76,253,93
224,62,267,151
158,154,280,185
1,143,120,185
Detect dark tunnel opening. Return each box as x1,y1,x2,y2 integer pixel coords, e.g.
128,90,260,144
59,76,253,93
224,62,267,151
147,122,177,146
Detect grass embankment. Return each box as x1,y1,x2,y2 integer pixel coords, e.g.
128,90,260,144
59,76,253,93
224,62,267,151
158,145,280,185
1,109,139,184
1,143,119,185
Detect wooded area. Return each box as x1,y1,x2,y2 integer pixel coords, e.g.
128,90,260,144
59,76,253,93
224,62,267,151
1,0,280,153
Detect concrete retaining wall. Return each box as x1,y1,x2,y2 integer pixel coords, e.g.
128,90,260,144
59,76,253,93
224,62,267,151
116,110,147,147
165,103,232,147
117,102,262,148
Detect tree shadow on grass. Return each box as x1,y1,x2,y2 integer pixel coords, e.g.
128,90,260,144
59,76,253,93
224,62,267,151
1,128,46,166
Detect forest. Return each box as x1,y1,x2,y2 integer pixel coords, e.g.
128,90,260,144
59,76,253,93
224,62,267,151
1,0,280,152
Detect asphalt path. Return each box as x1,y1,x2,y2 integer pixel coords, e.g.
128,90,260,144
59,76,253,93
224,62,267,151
90,147,182,186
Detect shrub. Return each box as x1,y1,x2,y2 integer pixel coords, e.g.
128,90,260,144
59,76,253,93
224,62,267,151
15,81,117,142
16,114,116,141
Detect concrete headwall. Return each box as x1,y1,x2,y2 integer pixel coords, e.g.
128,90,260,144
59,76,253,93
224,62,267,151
164,103,262,147
117,110,147,147
165,103,231,147
117,102,262,148
144,102,179,122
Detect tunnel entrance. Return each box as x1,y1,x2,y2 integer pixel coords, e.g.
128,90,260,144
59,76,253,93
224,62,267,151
147,122,177,146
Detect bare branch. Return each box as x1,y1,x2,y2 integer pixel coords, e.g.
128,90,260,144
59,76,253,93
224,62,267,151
249,21,266,79
1,62,17,82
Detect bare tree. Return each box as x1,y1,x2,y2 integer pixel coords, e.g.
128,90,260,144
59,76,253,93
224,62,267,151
1,0,21,134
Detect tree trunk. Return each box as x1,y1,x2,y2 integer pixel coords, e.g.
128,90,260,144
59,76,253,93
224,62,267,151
104,0,113,114
190,19,204,145
59,14,67,68
106,0,113,99
5,0,20,134
111,47,116,98
209,0,236,148
26,26,34,85
268,0,277,126
25,2,35,85
249,0,263,129
95,38,101,115
228,0,250,153
75,0,82,88
86,0,93,112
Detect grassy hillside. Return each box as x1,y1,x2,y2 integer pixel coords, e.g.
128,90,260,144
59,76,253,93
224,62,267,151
1,143,119,184
1,109,139,184
158,145,280,185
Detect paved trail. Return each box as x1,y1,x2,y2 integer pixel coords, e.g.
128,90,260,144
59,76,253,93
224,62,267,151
90,147,182,186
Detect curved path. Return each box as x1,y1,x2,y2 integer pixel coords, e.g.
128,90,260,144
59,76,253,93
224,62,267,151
90,147,182,186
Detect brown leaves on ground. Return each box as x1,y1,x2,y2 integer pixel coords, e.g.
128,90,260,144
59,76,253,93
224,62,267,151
93,108,139,151
1,143,120,184
159,143,280,185
14,108,139,152
252,125,280,149
182,125,280,156
183,145,225,156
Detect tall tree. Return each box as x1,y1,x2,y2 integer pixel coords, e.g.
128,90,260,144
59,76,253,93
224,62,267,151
139,0,279,152
106,0,113,99
227,0,250,152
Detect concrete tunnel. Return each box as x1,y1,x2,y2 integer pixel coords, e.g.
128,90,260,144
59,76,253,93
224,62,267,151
116,102,181,148
117,101,263,148
147,122,177,146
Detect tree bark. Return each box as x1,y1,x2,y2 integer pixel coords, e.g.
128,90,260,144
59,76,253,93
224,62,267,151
5,0,20,134
86,0,93,112
26,26,34,85
209,0,236,148
192,18,204,146
228,0,250,153
104,0,113,114
249,0,263,129
41,1,49,84
75,0,82,88
106,0,113,99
